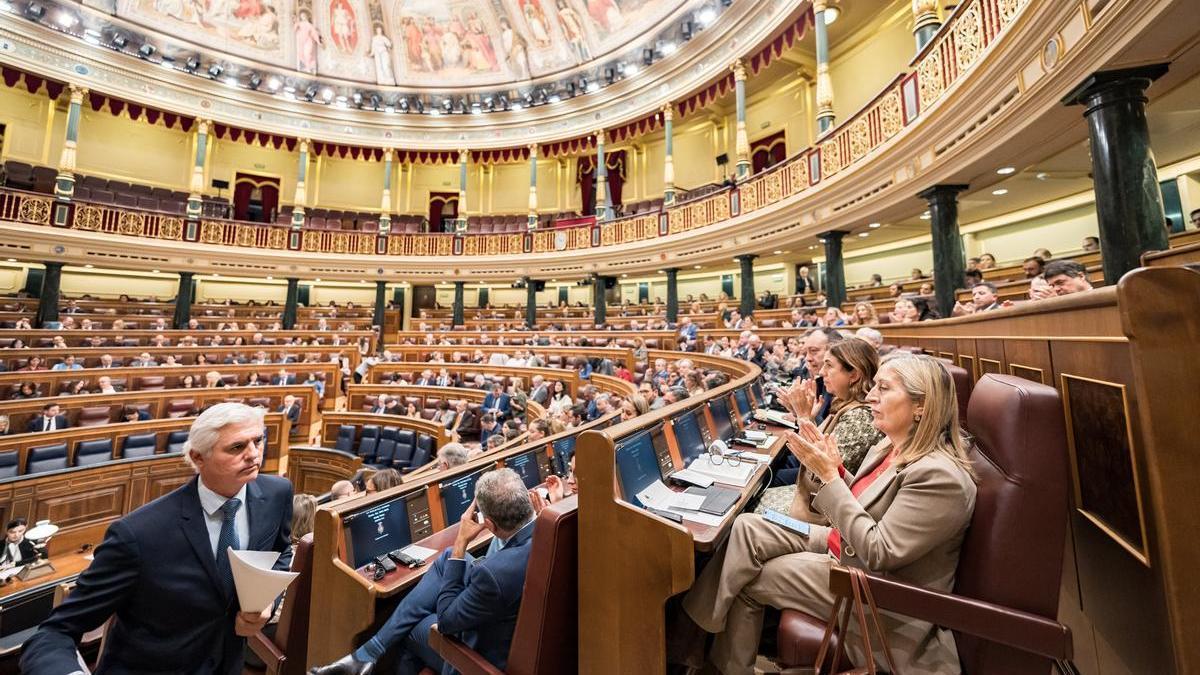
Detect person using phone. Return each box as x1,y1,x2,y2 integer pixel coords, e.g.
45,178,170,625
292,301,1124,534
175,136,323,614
529,455,576,515
674,355,978,675
310,469,537,675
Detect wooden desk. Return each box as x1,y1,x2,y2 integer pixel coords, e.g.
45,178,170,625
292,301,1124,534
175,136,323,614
350,524,492,599
0,550,94,602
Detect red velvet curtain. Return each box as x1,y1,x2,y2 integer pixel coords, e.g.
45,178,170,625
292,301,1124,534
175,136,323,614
233,181,254,221
577,150,626,215
429,192,458,232
232,173,281,222
751,130,787,174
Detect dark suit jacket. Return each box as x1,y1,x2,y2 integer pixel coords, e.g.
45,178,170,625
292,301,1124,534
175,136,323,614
436,521,535,671
21,475,293,675
277,404,301,424
27,415,69,433
271,375,295,385
0,538,37,566
482,393,510,417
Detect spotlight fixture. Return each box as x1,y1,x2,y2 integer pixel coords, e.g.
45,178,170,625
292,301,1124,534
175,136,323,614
659,40,677,55
223,76,238,87
459,97,470,113
604,66,615,83
624,63,639,77
442,99,453,112
470,103,482,115
858,232,869,237
83,29,101,45
484,96,494,111
565,81,576,97
54,10,77,27
159,56,175,70
585,79,599,93
110,33,127,49
352,92,363,107
548,92,561,104
524,92,535,106
992,189,1009,196
304,85,318,101
719,0,732,7
25,3,45,20
680,20,693,40
207,63,223,78
414,98,424,113
397,98,409,112
185,55,200,72
248,73,262,90
368,93,380,109
384,103,395,114
868,222,881,228
498,95,509,110
642,48,654,66
137,43,156,58
823,5,840,24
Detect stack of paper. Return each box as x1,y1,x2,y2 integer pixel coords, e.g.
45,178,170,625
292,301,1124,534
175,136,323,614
686,459,755,487
229,549,299,613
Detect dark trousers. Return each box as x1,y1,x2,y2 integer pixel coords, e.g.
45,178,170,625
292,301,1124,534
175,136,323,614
355,550,471,675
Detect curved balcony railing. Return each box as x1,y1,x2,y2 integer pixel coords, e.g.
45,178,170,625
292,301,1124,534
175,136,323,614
0,0,1031,259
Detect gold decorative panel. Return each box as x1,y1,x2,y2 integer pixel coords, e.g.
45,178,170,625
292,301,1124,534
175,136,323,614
849,118,870,162
236,224,257,247
200,221,224,244
820,140,841,178
118,212,146,236
918,50,945,109
18,197,52,225
880,90,903,139
266,227,288,249
158,217,184,240
954,2,984,73
74,205,103,231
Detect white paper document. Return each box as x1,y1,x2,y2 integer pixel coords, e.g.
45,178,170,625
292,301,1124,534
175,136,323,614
0,566,25,581
729,450,772,463
400,544,439,562
685,458,756,487
669,508,725,526
637,481,707,512
228,549,299,613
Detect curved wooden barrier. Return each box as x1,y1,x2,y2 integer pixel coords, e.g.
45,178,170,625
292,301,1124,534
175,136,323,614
287,446,365,497
343,384,547,421
379,344,637,371
0,384,317,436
0,328,377,352
0,344,360,374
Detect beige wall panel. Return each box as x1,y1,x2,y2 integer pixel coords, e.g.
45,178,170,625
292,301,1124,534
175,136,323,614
74,110,190,188
974,203,1099,261
0,89,53,163
317,156,385,211
828,1,912,121
60,269,178,300
195,279,288,303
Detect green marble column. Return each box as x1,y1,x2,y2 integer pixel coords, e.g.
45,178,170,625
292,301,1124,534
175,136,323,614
283,278,299,329
737,254,757,317
662,106,677,205
54,86,86,201
291,140,309,229
593,275,609,325
452,281,465,326
822,231,848,308
525,278,538,328
35,262,63,328
1064,64,1170,284
374,280,387,333
528,145,539,229
665,268,679,324
918,185,968,318
187,121,209,220
172,271,194,329
594,132,614,220
379,149,393,235
813,2,835,133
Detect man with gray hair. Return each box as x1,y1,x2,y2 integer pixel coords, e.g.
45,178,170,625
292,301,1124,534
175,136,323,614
437,442,471,471
311,468,537,675
854,326,884,350
23,403,293,675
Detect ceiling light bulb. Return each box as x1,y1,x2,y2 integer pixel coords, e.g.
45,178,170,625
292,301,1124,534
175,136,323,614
996,166,1016,175
992,188,1009,196
868,222,881,228
321,87,334,101
266,76,281,91
858,232,869,237
823,6,840,24
660,41,677,55
697,7,715,25
55,10,76,27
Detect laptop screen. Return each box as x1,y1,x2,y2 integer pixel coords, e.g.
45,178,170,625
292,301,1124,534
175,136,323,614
671,409,707,464
615,428,664,507
709,396,735,441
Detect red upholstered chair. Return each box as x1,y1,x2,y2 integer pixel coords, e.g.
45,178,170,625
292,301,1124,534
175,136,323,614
429,497,578,675
247,534,314,675
774,374,1073,673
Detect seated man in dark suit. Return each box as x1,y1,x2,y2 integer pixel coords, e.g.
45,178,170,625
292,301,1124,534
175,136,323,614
21,403,293,675
478,413,498,448
0,518,38,567
481,383,510,420
27,403,68,433
277,395,302,424
310,468,536,675
121,405,152,422
271,369,295,386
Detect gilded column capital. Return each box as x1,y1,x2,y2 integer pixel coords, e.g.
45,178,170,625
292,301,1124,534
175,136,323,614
67,84,88,101
458,148,469,163
660,104,673,123
383,147,394,163
731,60,747,82
298,138,310,154
528,143,538,155
813,0,829,13
912,0,941,27
593,130,606,145
196,119,211,135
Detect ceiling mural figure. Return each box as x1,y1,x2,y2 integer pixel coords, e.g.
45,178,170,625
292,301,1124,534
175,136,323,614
117,0,685,86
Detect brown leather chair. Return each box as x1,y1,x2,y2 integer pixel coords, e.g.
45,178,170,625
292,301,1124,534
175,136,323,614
247,534,313,675
429,496,578,675
775,374,1073,673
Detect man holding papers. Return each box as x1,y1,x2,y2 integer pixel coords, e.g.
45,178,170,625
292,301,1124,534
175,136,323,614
22,403,294,675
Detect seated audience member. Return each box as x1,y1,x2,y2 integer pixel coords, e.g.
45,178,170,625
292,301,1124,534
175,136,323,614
887,282,904,298
1022,256,1045,278
278,395,302,424
1081,236,1100,252
0,415,10,436
311,469,537,675
383,397,404,416
204,371,226,388
122,406,151,423
13,382,41,399
365,469,403,495
868,273,883,287
0,518,37,566
1033,247,1053,261
22,403,293,675
963,268,984,288
769,338,884,491
850,302,878,326
547,380,573,416
978,252,997,269
329,480,356,500
910,296,940,321
437,443,470,471
918,282,934,296
96,376,119,394
530,455,577,515
855,327,884,350
20,357,46,372
51,355,83,371
403,402,421,418
1044,260,1094,296
28,403,69,432
482,383,511,419
676,355,978,674
1190,209,1200,230
891,298,920,324
479,413,499,447
1029,275,1055,301
486,434,506,450
291,494,318,545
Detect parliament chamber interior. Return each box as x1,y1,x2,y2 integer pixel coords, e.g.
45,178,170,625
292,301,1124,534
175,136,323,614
0,0,1197,671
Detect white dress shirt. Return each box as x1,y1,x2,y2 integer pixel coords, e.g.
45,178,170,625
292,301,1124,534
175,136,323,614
3,541,23,564
197,479,250,557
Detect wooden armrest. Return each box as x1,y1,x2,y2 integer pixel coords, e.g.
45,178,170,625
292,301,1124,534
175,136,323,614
247,630,286,670
428,624,504,675
828,567,1072,661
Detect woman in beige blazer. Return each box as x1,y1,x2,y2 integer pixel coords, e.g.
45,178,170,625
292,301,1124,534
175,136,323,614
681,354,978,675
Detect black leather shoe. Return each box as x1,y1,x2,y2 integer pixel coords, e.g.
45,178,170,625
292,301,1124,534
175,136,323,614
309,654,374,675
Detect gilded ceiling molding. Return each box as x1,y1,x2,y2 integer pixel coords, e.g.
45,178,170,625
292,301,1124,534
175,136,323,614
0,0,804,149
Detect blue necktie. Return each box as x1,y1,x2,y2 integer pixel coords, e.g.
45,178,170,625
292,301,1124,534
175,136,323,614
215,498,242,596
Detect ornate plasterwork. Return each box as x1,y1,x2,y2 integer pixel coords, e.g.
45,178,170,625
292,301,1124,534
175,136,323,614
0,0,799,149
